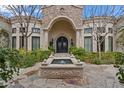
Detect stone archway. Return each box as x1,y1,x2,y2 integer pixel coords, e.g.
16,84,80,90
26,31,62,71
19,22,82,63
48,17,76,53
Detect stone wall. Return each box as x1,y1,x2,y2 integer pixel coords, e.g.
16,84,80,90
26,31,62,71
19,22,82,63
42,5,83,29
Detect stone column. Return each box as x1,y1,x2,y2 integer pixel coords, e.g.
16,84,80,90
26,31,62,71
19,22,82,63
92,34,97,52
113,34,115,52
28,36,31,51
76,29,82,48
43,29,48,50
105,35,109,52
9,33,12,49
16,36,19,50
76,30,79,47
80,29,84,48
40,29,43,48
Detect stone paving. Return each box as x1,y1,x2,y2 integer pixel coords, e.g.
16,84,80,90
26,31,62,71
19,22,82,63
7,63,124,88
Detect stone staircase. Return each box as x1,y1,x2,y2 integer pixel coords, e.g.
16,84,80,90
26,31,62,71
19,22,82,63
54,53,71,57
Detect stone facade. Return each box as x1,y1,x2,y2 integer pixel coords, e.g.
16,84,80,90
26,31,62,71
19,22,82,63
83,17,115,52
115,16,124,52
0,16,11,48
42,5,83,29
11,17,42,50
1,5,123,52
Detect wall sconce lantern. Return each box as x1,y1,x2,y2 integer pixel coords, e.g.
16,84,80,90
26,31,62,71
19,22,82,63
71,39,73,46
49,38,54,46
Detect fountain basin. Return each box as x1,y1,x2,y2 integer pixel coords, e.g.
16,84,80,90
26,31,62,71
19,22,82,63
40,57,84,79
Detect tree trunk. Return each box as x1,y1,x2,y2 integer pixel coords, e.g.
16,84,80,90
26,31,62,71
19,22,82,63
24,36,28,52
98,42,101,60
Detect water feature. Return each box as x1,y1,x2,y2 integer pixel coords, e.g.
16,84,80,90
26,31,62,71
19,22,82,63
51,59,73,64
40,53,84,79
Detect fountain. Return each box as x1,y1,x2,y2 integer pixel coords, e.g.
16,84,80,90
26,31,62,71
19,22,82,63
40,53,84,79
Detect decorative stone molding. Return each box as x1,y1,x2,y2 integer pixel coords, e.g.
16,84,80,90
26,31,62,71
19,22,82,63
40,68,83,79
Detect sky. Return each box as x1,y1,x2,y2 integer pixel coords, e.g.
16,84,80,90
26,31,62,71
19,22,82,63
83,5,124,18
0,6,11,17
0,5,124,19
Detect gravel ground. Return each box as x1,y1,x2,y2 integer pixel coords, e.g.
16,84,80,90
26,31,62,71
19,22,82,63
7,63,124,88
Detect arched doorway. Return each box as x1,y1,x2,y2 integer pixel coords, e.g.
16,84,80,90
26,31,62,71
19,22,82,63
56,36,68,53
48,17,76,53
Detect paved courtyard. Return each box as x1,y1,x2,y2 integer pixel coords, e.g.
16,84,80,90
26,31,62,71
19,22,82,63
7,63,124,88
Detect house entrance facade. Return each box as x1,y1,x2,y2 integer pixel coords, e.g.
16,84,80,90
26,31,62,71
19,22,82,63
9,5,117,52
42,6,83,53
47,17,77,53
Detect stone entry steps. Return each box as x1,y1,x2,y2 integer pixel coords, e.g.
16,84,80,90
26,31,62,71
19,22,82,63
54,53,71,57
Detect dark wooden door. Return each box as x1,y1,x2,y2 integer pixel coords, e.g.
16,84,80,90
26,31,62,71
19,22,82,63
56,36,68,53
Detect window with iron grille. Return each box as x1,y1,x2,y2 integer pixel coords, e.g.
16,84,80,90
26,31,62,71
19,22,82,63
84,28,92,33
19,27,26,33
32,28,40,33
108,28,113,33
12,28,16,33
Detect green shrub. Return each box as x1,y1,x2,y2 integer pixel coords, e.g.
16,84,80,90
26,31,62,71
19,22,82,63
69,46,124,65
69,46,86,61
121,53,124,64
112,52,124,67
84,52,98,63
20,51,36,68
101,52,115,64
101,52,114,60
19,49,51,68
0,48,20,87
92,58,101,65
84,52,116,64
116,66,124,83
48,45,54,52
